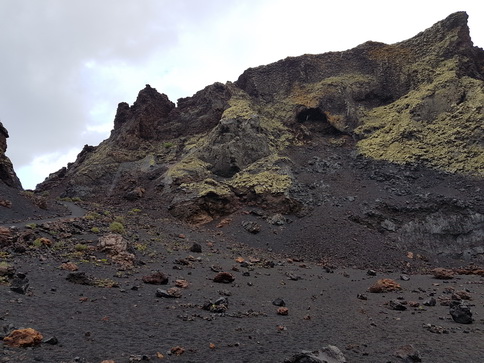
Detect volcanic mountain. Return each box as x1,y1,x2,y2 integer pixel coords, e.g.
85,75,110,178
25,11,484,267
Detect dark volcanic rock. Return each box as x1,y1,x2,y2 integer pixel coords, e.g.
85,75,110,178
0,122,21,189
32,12,484,269
449,301,473,324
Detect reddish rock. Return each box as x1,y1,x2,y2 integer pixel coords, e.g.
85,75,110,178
170,346,185,356
368,279,402,293
3,328,43,347
432,268,454,280
277,307,289,315
142,272,169,285
59,262,79,271
213,272,235,283
175,279,189,288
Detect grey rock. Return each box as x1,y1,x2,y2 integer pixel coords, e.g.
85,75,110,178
273,298,286,307
284,345,346,363
394,344,422,362
449,301,473,324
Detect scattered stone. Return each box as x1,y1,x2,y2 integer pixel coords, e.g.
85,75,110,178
3,328,43,347
43,336,59,345
10,273,29,294
388,299,407,311
241,221,261,234
175,279,189,288
128,354,150,361
357,294,368,300
449,301,473,324
286,272,301,281
367,269,377,276
170,346,185,356
156,287,182,298
432,268,454,280
0,200,12,208
59,262,79,271
0,227,13,247
174,258,190,266
277,307,289,315
66,272,94,286
400,274,410,281
210,265,223,272
203,297,229,313
98,233,135,268
216,218,232,228
189,242,202,253
98,233,128,254
124,186,145,200
368,279,402,293
273,298,286,307
423,297,437,306
408,301,420,308
142,272,168,285
284,345,347,363
394,344,422,362
452,290,472,301
423,323,449,334
267,213,287,225
213,272,235,283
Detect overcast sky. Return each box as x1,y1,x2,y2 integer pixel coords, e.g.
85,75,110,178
1,0,483,189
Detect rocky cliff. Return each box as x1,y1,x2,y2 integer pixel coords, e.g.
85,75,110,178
0,122,22,190
36,12,484,263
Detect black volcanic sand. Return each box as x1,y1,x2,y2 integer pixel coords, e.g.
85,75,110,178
1,213,484,363
1,137,484,362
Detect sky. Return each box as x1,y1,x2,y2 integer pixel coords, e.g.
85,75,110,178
1,0,483,190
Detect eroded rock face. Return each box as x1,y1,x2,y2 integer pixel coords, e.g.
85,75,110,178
0,122,22,189
36,12,483,235
198,116,271,178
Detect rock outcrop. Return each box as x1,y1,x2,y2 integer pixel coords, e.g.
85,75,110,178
37,11,484,259
0,122,22,189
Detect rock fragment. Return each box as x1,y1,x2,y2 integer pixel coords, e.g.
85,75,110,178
284,345,347,363
203,297,229,313
66,272,94,286
388,299,407,311
10,273,29,294
277,307,289,315
368,279,402,293
394,344,422,362
3,328,43,347
273,298,286,306
189,242,202,253
241,221,261,234
213,272,235,283
156,287,182,298
449,301,473,324
423,297,436,306
142,272,169,285
432,268,454,280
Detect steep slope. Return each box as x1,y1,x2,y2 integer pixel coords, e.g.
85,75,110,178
36,12,484,265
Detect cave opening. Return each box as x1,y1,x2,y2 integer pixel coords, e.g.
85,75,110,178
296,108,328,123
295,107,341,135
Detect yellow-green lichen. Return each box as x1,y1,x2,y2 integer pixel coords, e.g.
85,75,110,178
180,178,232,197
356,66,484,176
166,156,211,184
228,171,292,194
